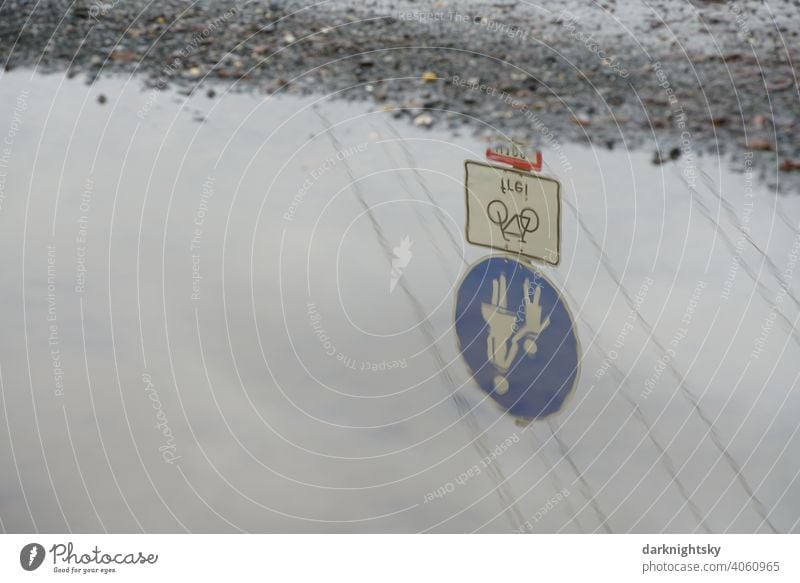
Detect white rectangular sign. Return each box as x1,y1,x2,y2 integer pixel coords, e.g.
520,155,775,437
465,161,561,264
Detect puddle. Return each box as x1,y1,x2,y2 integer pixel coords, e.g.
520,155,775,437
1,70,799,532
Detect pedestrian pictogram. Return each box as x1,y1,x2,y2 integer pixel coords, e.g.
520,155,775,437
455,256,578,419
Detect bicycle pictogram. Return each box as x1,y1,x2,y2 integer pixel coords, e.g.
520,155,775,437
486,199,540,243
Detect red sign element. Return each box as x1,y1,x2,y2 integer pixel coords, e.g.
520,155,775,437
485,148,542,172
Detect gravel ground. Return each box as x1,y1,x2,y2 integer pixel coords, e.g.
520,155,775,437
1,0,799,187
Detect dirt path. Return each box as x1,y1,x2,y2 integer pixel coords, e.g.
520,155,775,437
1,0,798,188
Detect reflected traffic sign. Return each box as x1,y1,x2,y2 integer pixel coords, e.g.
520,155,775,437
464,161,560,265
455,256,579,419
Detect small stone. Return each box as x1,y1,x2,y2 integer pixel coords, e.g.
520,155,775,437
413,113,434,127
745,138,773,151
110,50,138,62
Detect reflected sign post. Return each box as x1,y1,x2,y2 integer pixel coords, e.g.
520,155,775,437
456,146,578,420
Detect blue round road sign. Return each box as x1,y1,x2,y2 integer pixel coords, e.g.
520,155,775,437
455,256,579,419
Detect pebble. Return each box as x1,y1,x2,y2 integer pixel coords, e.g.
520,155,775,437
413,113,434,127
746,139,773,151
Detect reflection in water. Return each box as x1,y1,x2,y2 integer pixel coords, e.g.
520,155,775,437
0,71,799,532
455,256,579,419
